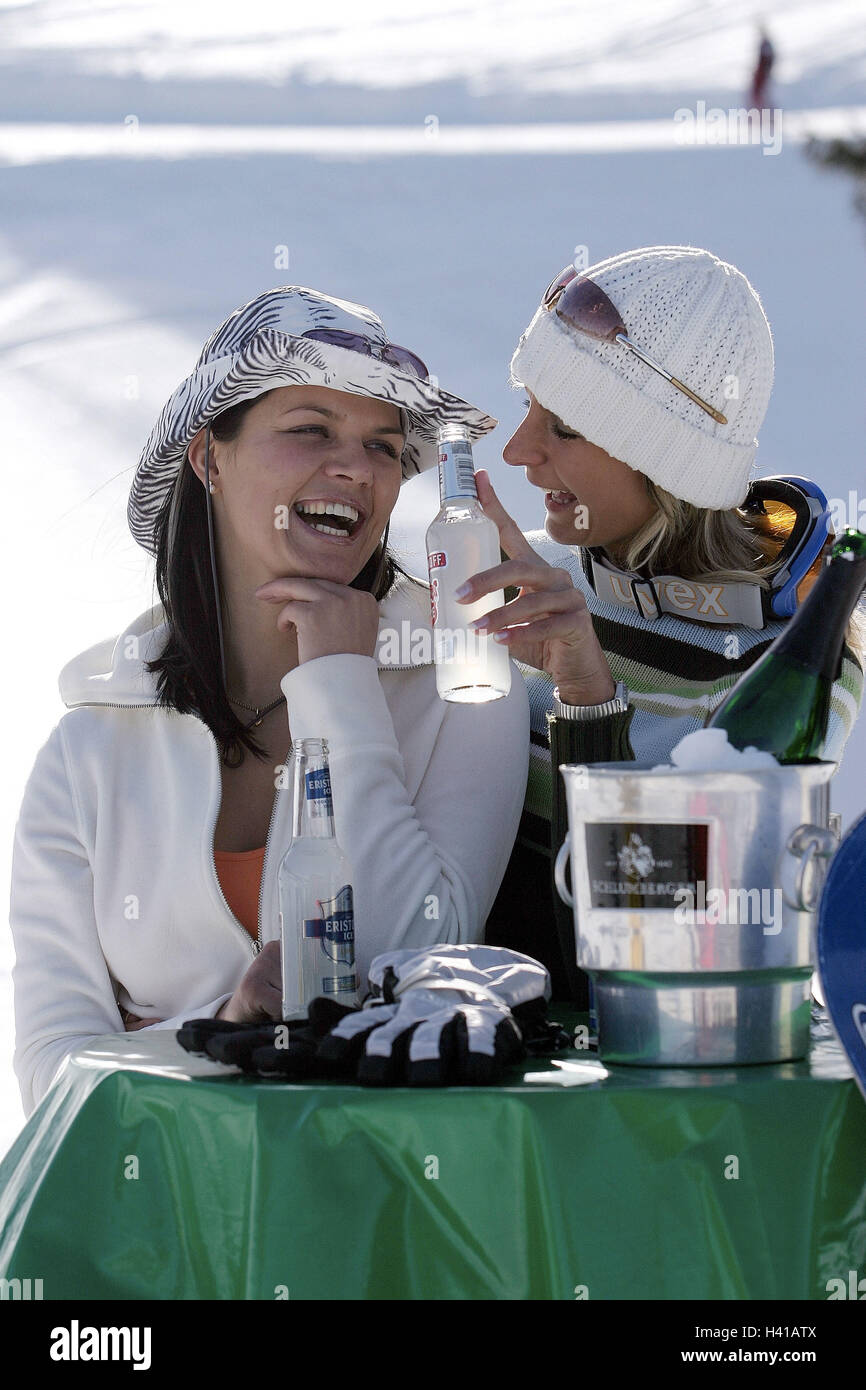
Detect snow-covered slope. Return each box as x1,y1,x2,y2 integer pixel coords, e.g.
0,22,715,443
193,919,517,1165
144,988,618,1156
0,0,865,120
0,1,864,1159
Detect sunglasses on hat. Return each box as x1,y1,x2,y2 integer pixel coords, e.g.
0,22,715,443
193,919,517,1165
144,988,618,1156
543,265,727,426
301,328,429,381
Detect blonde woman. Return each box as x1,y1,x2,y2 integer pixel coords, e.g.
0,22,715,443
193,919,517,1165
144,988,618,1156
465,246,864,1000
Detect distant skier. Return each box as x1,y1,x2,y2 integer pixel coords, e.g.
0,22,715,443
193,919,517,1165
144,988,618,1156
750,25,775,110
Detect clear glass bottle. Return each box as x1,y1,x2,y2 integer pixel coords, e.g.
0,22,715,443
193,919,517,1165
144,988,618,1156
425,426,512,703
277,738,359,1020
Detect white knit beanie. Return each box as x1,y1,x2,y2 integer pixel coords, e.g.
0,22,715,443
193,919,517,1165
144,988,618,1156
510,246,774,510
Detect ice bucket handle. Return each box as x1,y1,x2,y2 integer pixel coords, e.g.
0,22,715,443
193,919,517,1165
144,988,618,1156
784,824,837,913
554,832,574,908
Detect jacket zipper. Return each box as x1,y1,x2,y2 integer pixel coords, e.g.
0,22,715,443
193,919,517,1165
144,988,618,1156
205,761,264,961
255,755,289,956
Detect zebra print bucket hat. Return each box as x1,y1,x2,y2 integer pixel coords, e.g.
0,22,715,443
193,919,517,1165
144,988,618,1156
128,285,498,554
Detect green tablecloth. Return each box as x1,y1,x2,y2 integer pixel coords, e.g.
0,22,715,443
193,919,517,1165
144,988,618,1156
1,1009,864,1300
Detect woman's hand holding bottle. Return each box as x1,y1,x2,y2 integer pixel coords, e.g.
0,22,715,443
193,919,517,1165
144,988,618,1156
458,470,616,706
124,946,283,1026
216,940,283,1023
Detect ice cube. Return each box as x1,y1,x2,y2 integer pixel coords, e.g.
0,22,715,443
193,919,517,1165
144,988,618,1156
652,728,779,773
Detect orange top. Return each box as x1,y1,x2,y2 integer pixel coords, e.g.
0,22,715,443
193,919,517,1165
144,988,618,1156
214,847,266,941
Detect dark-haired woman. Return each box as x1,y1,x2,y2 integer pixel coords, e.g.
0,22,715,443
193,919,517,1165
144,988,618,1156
10,287,529,1117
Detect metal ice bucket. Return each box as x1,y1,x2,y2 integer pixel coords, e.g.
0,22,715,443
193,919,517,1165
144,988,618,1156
554,760,838,1066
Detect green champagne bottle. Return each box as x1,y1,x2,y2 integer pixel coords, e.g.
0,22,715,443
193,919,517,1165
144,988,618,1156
708,528,866,762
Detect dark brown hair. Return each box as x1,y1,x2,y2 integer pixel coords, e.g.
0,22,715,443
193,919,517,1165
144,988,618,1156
145,390,402,766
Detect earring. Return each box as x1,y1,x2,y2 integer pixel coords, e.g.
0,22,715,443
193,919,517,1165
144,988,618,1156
209,481,215,494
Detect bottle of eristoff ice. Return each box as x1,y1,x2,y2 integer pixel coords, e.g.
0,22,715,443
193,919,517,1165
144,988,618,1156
425,426,512,703
278,738,359,1020
708,529,866,762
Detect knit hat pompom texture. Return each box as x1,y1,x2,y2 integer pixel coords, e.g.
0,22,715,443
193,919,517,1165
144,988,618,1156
510,246,774,510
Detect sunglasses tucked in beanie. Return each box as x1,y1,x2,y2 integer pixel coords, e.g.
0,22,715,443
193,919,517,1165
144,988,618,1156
510,245,775,511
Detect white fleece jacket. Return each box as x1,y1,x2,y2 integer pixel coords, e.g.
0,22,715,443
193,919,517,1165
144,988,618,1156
9,571,529,1117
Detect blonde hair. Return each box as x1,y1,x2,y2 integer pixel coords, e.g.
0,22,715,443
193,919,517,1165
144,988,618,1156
611,478,865,665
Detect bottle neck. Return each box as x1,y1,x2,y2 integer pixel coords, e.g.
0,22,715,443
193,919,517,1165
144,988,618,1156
292,749,336,840
773,551,866,678
438,436,478,504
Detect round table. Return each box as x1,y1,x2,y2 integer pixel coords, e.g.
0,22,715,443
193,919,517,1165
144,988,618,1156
1,1007,863,1300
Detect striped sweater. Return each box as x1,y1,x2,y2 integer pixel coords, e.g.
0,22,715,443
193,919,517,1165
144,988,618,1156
485,529,864,1003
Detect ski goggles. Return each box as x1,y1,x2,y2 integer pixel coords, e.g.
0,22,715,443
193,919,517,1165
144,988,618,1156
542,265,728,425
584,477,832,628
744,475,833,618
301,329,429,381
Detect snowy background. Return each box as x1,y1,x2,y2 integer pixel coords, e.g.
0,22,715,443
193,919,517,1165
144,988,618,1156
1,0,865,1157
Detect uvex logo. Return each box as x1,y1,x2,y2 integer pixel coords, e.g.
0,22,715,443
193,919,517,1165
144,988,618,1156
608,574,728,619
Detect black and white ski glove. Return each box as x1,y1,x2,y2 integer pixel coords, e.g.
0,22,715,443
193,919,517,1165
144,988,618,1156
178,944,569,1086
332,943,565,1084
176,997,352,1079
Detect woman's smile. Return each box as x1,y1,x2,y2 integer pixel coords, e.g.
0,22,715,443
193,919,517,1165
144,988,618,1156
543,488,581,513
292,495,368,543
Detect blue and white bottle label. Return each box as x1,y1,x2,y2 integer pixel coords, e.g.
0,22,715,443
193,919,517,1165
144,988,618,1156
303,884,355,965
305,766,334,818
